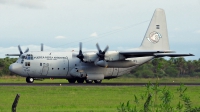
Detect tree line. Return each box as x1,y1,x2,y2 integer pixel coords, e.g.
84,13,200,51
0,57,200,78
129,57,200,78
0,57,17,76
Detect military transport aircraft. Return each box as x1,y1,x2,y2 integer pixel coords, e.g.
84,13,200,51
6,8,194,83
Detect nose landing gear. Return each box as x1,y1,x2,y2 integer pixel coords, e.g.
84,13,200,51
26,77,34,83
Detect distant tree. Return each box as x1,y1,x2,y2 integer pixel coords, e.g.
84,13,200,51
187,60,195,75
165,66,179,77
175,58,186,77
0,58,17,76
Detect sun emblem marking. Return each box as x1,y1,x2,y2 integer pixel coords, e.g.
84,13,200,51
147,31,162,44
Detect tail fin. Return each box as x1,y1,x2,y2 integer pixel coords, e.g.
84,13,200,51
140,8,170,50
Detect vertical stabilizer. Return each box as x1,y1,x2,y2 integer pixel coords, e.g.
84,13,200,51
140,8,169,50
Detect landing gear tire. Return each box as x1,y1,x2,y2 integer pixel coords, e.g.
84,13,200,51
26,77,34,83
86,80,93,83
94,80,102,83
77,79,84,83
68,79,76,83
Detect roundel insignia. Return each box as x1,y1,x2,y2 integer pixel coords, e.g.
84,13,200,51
147,31,162,44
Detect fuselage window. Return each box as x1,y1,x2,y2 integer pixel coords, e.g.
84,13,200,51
40,63,42,66
63,68,65,70
25,62,30,66
156,25,160,29
58,68,59,70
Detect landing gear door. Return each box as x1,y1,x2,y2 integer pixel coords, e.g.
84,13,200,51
112,68,119,76
41,63,49,76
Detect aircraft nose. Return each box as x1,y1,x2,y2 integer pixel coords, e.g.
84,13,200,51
9,63,23,75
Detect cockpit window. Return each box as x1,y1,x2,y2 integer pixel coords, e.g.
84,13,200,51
25,54,33,60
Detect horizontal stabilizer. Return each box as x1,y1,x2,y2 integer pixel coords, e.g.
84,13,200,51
154,53,194,57
119,50,175,58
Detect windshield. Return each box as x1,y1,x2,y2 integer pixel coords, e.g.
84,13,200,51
25,54,33,60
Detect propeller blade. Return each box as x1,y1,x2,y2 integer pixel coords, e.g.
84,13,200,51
103,45,109,53
41,43,43,51
79,42,82,51
24,48,29,53
77,42,84,62
18,45,23,55
96,43,102,53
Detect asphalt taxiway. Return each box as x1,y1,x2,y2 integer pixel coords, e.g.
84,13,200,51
0,83,200,86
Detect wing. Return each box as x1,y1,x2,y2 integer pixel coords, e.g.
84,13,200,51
119,50,194,58
5,54,21,56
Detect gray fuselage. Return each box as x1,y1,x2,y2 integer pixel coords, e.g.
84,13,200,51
9,51,153,79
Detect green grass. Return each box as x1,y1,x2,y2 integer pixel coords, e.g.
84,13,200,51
0,76,200,83
0,86,200,112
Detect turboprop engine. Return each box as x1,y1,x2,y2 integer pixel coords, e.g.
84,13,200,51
94,43,127,68
76,42,133,68
82,51,125,62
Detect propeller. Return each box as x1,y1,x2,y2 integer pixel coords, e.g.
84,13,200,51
76,42,84,62
6,43,43,57
96,43,109,61
18,45,30,54
6,45,29,56
95,43,109,67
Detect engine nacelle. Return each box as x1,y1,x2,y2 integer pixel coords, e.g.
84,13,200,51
83,52,98,62
105,51,125,61
73,51,126,62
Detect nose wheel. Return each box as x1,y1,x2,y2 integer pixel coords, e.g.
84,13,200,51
26,77,34,83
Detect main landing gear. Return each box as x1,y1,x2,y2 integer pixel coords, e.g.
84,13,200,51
26,77,34,83
67,79,102,84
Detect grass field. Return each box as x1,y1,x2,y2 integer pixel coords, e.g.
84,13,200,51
1,77,200,112
1,76,200,83
0,85,200,112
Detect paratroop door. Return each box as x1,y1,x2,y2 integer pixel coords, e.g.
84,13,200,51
41,63,49,76
112,68,119,76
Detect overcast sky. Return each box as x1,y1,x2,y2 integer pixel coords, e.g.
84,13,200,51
0,0,199,60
